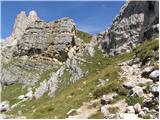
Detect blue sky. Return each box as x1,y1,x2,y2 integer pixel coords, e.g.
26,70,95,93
1,1,124,39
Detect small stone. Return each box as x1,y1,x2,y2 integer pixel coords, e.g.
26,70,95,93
0,101,10,112
25,90,33,99
123,81,136,89
18,95,25,100
101,93,116,105
138,111,145,118
132,86,144,97
101,105,110,119
67,109,77,116
149,70,159,82
141,66,154,78
151,83,159,97
134,103,141,114
143,107,149,112
126,106,135,113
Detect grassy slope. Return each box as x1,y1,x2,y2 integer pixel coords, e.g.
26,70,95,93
6,44,133,118
76,30,92,43
4,39,158,118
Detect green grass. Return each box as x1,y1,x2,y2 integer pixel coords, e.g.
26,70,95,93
89,111,104,119
6,48,133,118
126,95,143,106
133,39,159,65
1,83,27,105
108,106,119,114
76,30,92,43
57,69,71,91
4,39,157,118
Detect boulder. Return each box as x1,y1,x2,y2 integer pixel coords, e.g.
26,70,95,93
101,93,118,105
0,101,10,112
151,83,159,97
25,90,33,99
149,70,159,82
101,105,110,119
128,57,140,66
138,111,145,118
134,103,141,114
126,106,135,113
18,95,25,100
132,86,144,97
123,81,136,89
141,66,154,78
67,109,77,116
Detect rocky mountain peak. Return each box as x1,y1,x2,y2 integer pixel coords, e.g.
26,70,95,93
28,10,40,22
11,10,40,40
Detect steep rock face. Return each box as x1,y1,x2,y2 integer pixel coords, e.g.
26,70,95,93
1,11,40,63
100,1,159,56
14,17,76,61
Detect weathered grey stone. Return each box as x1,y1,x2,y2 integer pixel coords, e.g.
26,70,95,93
126,106,135,113
0,101,10,112
149,70,159,82
151,83,159,97
25,90,33,99
134,103,141,114
132,86,144,97
123,81,136,89
141,66,154,78
18,95,25,100
101,105,110,119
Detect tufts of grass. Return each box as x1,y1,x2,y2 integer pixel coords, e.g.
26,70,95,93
76,30,92,43
88,111,104,119
133,39,159,65
108,106,119,114
5,38,158,118
7,50,133,118
1,83,27,105
126,95,143,106
57,69,71,92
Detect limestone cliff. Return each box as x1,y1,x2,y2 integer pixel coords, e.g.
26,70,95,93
100,1,159,56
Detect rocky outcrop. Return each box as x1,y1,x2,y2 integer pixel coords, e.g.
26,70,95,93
11,10,40,40
14,17,76,62
1,11,39,63
100,1,159,55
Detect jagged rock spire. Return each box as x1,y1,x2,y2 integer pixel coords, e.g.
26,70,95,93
11,10,40,40
28,10,40,22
